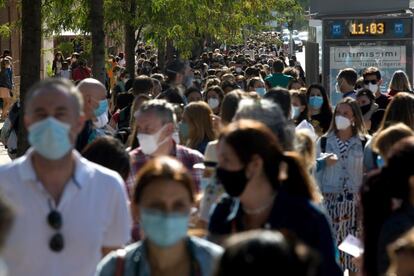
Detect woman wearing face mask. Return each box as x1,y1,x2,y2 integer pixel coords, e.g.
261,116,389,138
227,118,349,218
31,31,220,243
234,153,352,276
290,90,308,125
363,92,414,173
306,84,333,136
246,77,266,97
97,156,223,276
371,123,414,169
204,86,224,115
209,119,341,276
179,102,216,154
315,98,368,273
356,89,378,133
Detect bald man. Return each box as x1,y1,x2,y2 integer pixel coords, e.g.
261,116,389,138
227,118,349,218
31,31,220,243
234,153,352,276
76,78,109,151
0,78,131,276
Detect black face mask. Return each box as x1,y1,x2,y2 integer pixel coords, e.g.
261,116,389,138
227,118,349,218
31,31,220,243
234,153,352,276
216,167,248,197
360,104,371,115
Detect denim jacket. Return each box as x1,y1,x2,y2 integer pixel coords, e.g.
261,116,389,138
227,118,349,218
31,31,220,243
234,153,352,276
96,236,223,276
315,132,366,193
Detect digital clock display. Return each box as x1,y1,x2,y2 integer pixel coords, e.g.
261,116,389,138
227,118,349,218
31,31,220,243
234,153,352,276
325,18,412,40
350,22,385,35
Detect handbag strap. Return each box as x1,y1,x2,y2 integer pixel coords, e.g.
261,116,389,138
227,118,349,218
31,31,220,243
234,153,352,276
115,249,127,276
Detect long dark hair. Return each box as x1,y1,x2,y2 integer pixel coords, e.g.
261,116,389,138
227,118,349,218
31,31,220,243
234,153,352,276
361,136,414,276
306,84,332,119
220,119,319,202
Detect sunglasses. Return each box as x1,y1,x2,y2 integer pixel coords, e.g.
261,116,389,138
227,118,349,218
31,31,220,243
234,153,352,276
47,210,64,252
363,80,378,85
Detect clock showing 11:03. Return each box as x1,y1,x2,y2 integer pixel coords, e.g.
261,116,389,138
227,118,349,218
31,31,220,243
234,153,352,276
349,22,385,35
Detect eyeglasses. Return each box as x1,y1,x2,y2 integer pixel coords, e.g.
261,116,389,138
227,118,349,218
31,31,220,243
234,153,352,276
363,80,378,85
47,210,64,252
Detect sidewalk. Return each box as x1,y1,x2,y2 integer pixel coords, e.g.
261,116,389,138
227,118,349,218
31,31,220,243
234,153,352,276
0,122,12,165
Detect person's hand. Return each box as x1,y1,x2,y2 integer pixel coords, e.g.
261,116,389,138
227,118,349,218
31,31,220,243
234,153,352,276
325,154,338,166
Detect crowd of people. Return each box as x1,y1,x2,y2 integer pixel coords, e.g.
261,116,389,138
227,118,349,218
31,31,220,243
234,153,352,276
0,37,414,276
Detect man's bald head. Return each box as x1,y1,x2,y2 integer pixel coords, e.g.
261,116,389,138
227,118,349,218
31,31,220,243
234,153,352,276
77,78,107,120
77,78,106,97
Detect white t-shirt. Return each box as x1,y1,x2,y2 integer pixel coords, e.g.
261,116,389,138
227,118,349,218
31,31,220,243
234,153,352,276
0,149,131,276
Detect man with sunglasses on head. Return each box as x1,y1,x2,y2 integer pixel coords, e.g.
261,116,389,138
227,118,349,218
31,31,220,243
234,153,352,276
0,78,131,276
362,66,391,109
336,68,358,99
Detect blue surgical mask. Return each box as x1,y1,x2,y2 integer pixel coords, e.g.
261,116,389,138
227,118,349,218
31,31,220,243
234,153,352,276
28,117,72,160
255,87,266,97
140,208,189,248
200,177,211,190
94,99,108,117
309,96,323,109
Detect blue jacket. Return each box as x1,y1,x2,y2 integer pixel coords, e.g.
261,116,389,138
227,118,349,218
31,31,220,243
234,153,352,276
315,132,366,193
96,236,223,276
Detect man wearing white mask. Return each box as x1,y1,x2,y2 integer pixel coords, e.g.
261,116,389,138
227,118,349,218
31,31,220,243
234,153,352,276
126,99,204,196
0,78,131,276
76,78,110,152
336,68,358,99
362,66,391,109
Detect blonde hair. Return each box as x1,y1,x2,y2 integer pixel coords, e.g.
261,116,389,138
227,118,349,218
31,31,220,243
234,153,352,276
372,123,414,158
389,70,412,92
183,101,216,149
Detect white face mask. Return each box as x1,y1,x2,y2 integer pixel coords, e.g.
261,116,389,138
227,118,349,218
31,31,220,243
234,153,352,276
335,82,341,94
291,105,301,119
335,115,351,130
137,125,169,155
93,112,109,129
208,98,220,109
366,83,379,94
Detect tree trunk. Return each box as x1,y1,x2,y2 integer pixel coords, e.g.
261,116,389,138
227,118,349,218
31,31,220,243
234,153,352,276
191,36,204,59
90,0,106,84
17,0,41,156
158,38,166,71
124,0,137,78
166,39,175,65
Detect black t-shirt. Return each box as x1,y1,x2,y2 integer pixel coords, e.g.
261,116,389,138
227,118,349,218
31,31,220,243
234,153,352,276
375,94,391,110
310,112,332,135
208,190,342,276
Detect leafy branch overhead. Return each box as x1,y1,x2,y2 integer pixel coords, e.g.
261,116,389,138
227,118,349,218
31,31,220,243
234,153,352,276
41,0,303,56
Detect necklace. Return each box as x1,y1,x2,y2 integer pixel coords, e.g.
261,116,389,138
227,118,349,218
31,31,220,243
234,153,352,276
242,194,276,215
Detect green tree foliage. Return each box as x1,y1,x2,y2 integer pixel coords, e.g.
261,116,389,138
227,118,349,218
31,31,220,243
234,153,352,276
42,0,303,59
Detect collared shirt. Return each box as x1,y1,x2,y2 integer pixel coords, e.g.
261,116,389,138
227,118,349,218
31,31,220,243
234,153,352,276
0,149,132,276
343,90,356,99
96,236,223,276
126,142,204,196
